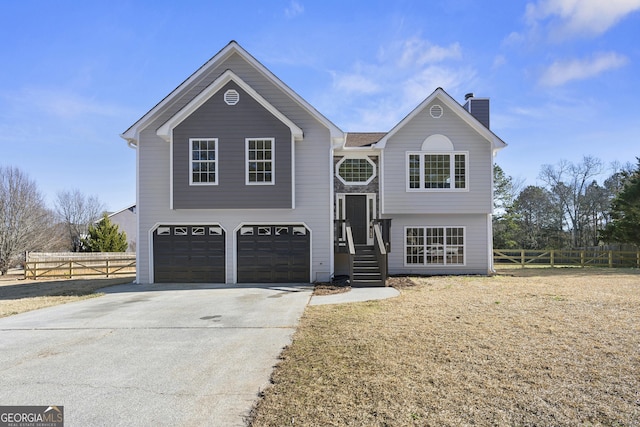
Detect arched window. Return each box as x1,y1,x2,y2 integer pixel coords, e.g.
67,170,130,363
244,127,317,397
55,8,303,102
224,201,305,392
406,134,468,191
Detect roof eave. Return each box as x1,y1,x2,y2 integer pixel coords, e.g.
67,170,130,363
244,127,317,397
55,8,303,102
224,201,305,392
376,88,509,150
121,41,343,145
155,69,304,142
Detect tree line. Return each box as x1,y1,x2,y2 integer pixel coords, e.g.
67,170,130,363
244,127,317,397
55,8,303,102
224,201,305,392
0,165,127,275
494,155,640,250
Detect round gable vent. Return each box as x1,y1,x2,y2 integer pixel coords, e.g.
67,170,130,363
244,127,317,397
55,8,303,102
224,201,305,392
430,104,443,118
224,89,240,105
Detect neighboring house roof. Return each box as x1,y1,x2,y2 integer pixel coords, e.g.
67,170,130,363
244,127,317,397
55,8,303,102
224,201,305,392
344,132,387,148
375,87,507,153
106,204,136,219
121,41,343,146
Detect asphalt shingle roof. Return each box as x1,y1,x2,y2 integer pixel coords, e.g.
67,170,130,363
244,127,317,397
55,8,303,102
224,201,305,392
344,132,387,148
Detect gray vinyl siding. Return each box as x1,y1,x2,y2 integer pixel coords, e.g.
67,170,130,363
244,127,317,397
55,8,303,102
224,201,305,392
386,214,491,275
382,100,493,215
172,81,292,209
135,53,333,284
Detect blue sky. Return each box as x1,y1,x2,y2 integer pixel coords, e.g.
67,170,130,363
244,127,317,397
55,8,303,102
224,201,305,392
1,0,639,211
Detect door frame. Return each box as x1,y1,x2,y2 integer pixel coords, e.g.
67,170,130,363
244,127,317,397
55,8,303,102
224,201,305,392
336,193,377,246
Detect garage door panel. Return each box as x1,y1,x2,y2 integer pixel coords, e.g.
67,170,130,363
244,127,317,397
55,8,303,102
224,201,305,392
153,225,226,283
237,225,310,283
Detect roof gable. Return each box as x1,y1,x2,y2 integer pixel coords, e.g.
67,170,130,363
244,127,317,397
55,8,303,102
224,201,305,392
121,41,342,146
375,88,507,152
156,70,303,142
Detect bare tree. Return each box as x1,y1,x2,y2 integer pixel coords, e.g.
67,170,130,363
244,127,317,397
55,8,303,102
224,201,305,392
55,189,106,252
539,156,604,247
0,166,60,274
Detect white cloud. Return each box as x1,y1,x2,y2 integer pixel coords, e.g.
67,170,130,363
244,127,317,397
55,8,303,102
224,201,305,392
1,87,130,120
397,37,462,67
539,51,628,86
284,0,304,18
332,72,380,95
492,55,507,70
403,66,475,108
526,0,640,38
324,36,474,130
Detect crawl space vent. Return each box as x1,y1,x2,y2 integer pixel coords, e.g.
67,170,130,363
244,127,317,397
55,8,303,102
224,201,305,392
224,89,240,105
430,104,443,118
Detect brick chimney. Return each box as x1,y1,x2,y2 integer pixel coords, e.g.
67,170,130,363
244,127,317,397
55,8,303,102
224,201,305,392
463,93,490,129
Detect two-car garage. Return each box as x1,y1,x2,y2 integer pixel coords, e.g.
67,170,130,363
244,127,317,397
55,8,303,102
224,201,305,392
152,224,310,283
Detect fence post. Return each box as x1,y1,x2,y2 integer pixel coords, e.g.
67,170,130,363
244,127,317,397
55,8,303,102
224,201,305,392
106,259,110,278
580,251,585,267
521,249,525,268
609,251,613,268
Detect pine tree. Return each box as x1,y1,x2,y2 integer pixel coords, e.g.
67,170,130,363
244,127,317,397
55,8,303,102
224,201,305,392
600,159,640,247
82,213,128,252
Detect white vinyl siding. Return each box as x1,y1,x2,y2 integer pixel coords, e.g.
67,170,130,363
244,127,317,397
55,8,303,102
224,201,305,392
190,138,218,185
382,101,493,214
387,214,490,275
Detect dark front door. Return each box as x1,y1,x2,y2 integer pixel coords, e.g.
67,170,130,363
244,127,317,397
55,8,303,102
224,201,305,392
346,195,367,245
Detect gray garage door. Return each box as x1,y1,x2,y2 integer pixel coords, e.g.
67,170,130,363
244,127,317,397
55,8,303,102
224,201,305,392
237,225,310,283
153,225,225,283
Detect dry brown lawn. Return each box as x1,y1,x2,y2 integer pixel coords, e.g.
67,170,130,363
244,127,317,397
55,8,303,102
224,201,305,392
250,268,640,426
0,273,134,318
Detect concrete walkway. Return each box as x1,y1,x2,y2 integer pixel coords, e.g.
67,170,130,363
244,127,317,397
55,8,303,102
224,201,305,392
309,286,400,306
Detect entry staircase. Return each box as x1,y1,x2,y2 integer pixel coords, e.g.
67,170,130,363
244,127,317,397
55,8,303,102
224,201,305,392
334,219,391,287
352,245,384,287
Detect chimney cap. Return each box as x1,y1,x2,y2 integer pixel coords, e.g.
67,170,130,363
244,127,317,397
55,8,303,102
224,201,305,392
465,92,474,100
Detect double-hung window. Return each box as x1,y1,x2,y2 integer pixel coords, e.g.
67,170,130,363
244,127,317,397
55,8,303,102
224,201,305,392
246,138,274,185
190,138,217,185
407,152,467,190
405,226,465,265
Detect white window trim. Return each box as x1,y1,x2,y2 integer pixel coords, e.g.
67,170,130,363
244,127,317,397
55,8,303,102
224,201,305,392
335,156,376,185
405,151,469,192
245,137,275,185
189,138,218,186
404,226,466,267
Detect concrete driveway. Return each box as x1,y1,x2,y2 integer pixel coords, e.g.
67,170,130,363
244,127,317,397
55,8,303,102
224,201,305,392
0,282,313,426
